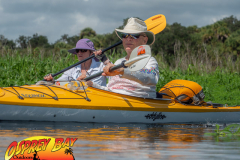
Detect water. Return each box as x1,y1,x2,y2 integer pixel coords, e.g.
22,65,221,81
1,121,240,160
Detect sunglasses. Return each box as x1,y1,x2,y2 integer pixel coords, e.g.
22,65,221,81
121,33,145,39
76,49,88,53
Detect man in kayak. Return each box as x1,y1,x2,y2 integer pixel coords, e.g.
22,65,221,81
44,39,110,86
90,17,159,98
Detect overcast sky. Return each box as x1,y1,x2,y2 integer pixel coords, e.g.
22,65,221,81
0,0,239,43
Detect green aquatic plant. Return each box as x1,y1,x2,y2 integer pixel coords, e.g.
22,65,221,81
205,124,240,137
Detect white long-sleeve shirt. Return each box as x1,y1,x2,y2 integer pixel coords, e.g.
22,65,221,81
56,58,107,86
93,57,159,98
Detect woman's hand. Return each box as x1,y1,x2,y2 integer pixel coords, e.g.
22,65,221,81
94,50,110,65
102,63,124,76
44,74,54,81
76,74,93,87
77,74,87,81
93,50,102,56
87,81,93,87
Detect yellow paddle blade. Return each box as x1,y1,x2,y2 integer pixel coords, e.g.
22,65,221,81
145,14,167,35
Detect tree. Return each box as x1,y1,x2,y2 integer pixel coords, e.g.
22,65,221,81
201,25,215,43
16,35,31,49
201,21,230,44
221,15,240,32
101,31,123,55
80,27,96,39
54,41,71,49
64,148,75,160
0,35,16,49
90,34,105,49
187,25,199,35
152,26,175,56
29,33,49,48
212,21,230,42
186,26,202,47
152,23,190,55
5,40,16,49
225,29,240,54
171,22,191,42
60,34,69,43
66,35,79,46
0,35,8,49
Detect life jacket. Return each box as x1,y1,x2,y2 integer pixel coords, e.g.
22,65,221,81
158,79,205,105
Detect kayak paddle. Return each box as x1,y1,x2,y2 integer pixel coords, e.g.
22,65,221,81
84,45,151,81
145,14,167,35
48,14,166,80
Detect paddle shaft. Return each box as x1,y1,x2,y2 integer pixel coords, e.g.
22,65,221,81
44,41,122,80
84,61,125,81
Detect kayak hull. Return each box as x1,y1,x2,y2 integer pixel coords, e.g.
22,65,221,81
0,84,240,123
1,104,240,123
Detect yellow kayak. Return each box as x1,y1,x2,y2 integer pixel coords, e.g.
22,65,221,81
0,82,240,123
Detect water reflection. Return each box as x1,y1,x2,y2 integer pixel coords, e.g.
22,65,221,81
0,121,204,141
0,121,240,159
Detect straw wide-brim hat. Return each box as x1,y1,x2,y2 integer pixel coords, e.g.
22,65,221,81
115,17,155,45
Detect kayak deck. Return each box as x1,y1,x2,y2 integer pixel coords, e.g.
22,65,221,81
0,84,240,112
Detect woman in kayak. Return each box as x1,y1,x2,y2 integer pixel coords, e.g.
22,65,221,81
44,38,110,86
90,17,159,98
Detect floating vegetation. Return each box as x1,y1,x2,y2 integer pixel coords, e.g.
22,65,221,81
205,124,240,137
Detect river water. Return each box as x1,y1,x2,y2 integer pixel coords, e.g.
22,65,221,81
0,121,240,160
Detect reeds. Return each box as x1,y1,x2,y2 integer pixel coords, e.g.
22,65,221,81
156,41,240,74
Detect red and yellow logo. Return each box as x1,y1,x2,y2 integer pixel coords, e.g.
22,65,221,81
5,136,77,160
137,46,146,56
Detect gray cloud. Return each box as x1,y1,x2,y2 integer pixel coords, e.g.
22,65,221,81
0,0,239,43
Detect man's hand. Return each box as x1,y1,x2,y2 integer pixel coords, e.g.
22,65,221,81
102,63,124,76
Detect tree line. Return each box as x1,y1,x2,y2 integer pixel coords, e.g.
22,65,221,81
1,15,240,63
